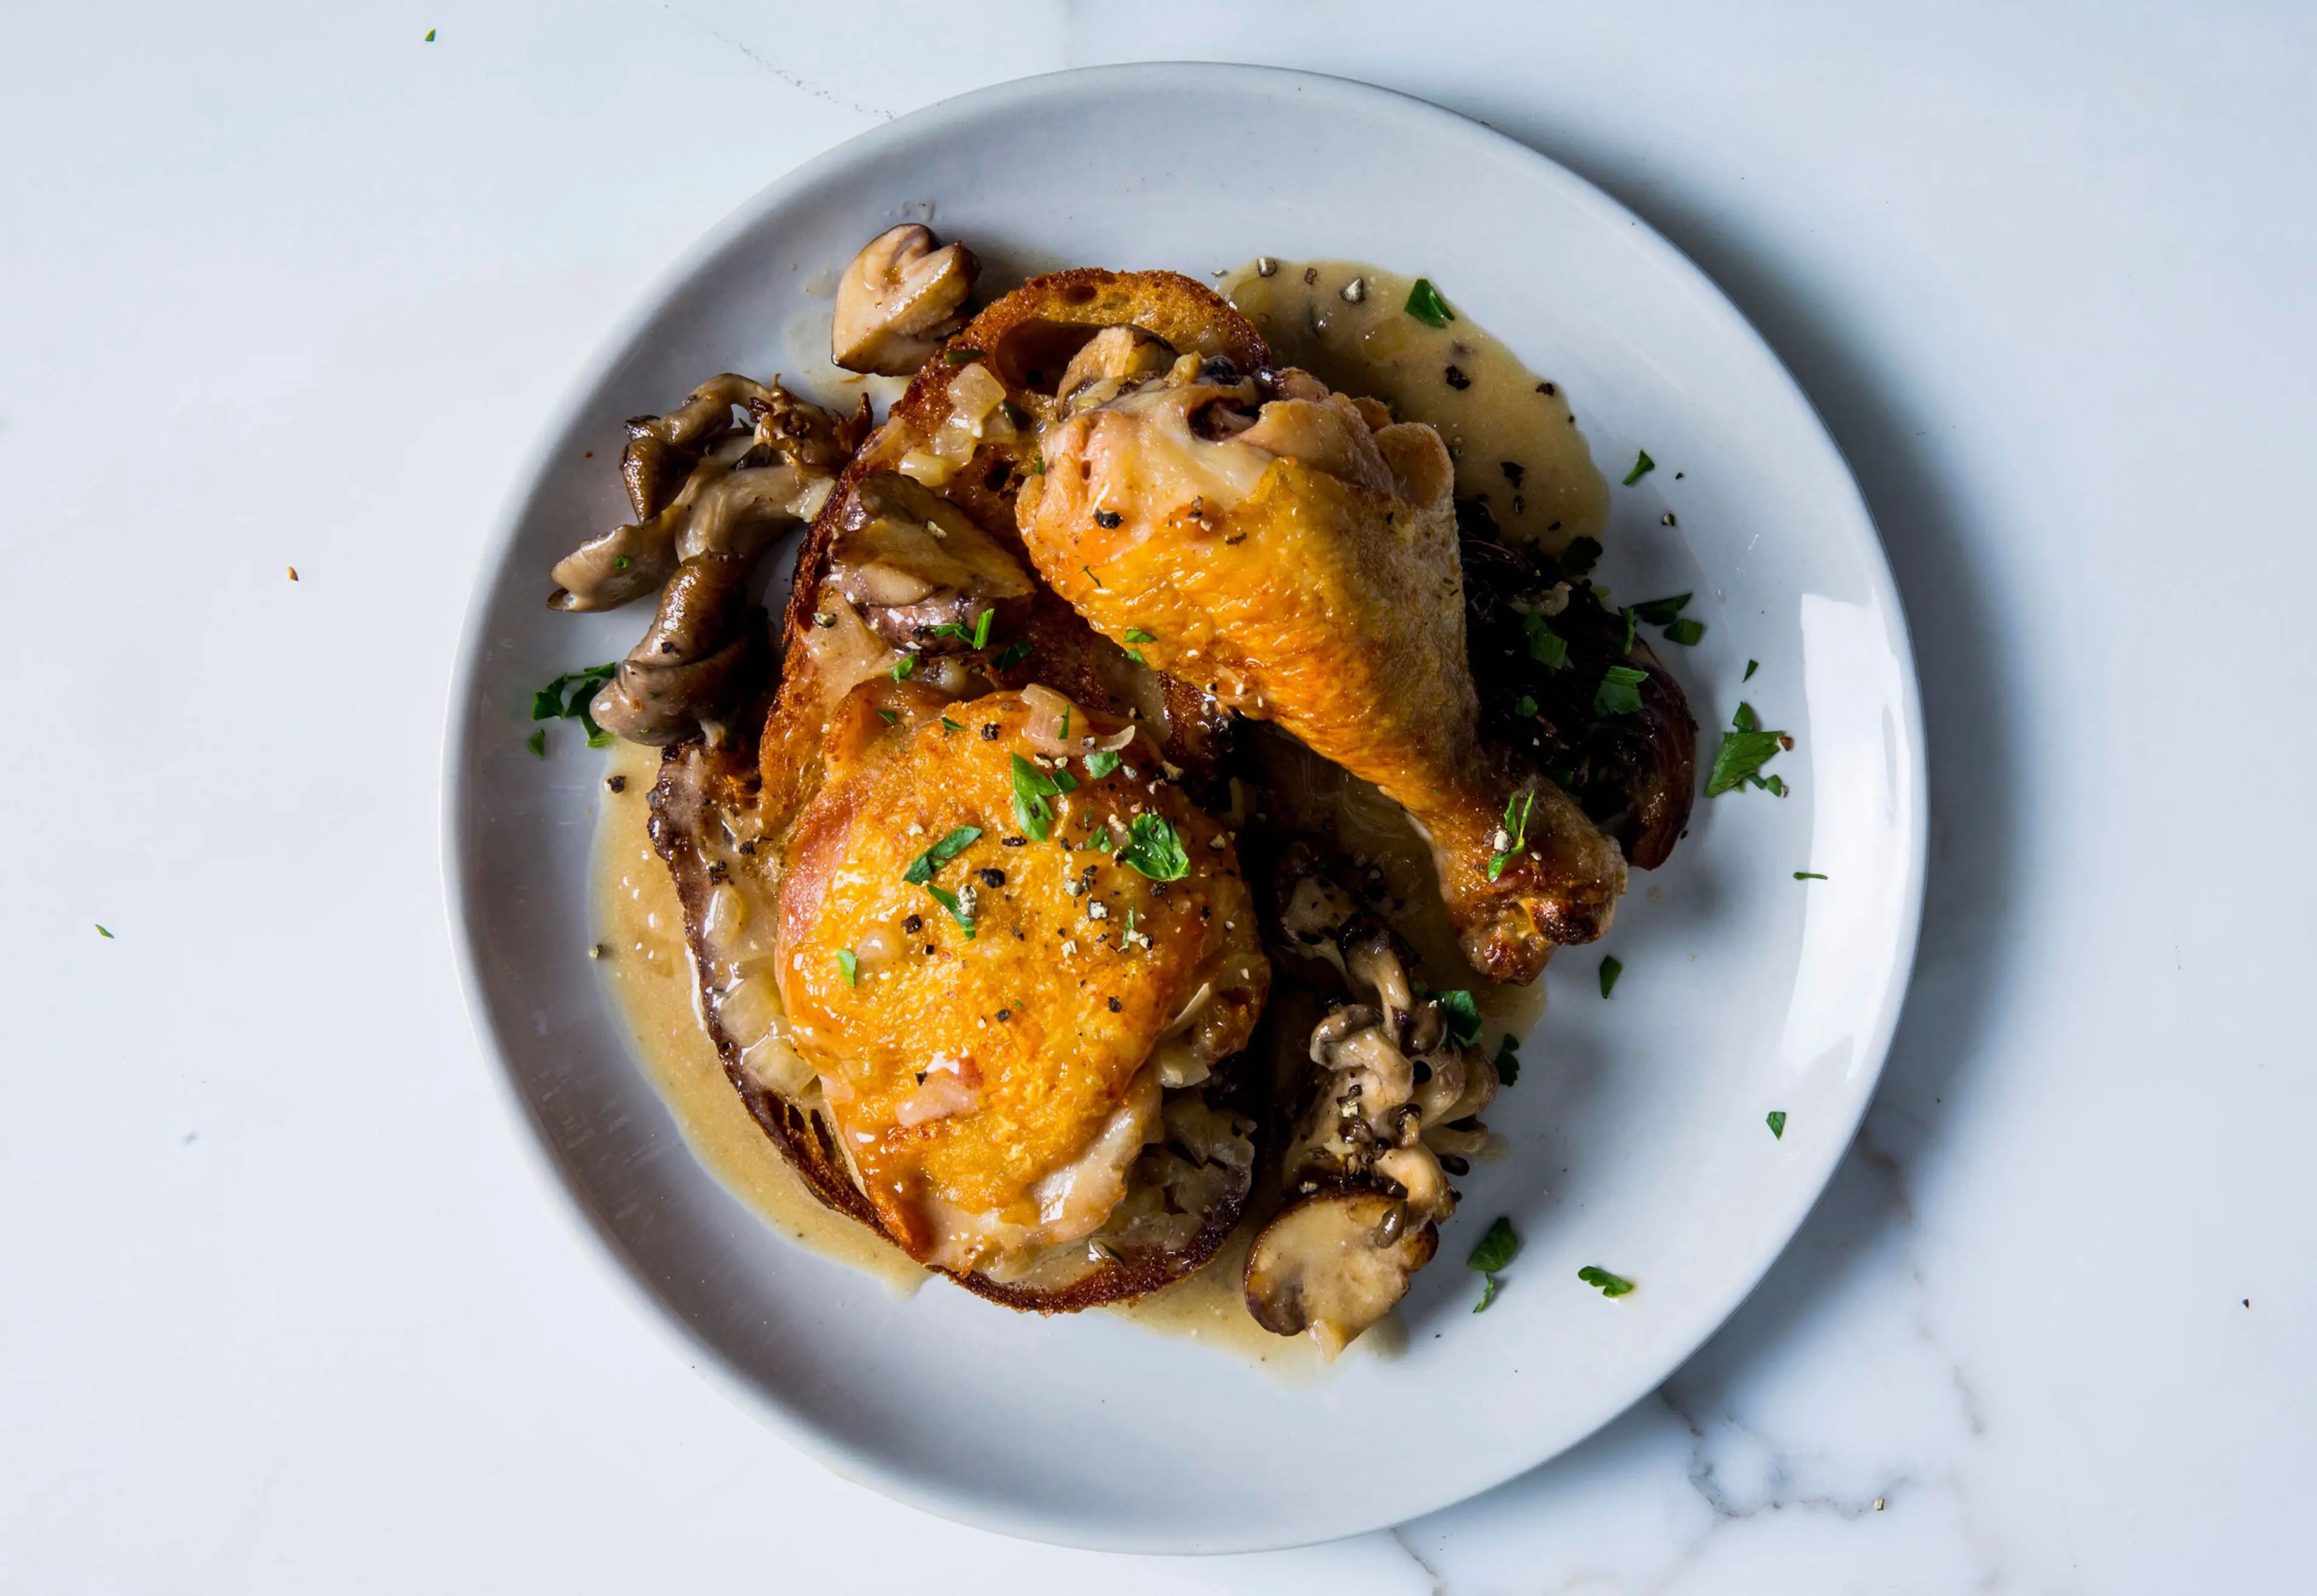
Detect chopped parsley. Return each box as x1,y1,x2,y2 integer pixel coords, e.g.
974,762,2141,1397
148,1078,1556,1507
1081,562,1105,590
1432,988,1482,1048
926,608,997,649
1558,536,1602,578
1663,618,1706,646
1632,593,1691,626
1744,658,1760,681
1618,605,1638,655
835,949,859,987
1057,705,1070,742
939,716,964,734
1404,277,1455,328
611,555,631,570
1468,1215,1520,1312
993,639,1034,672
1598,955,1624,998
1767,1110,1787,1139
1124,628,1155,644
1705,702,1789,795
892,652,916,681
532,663,617,722
923,883,975,938
1493,1033,1520,1087
95,924,113,939
1085,748,1122,779
1009,754,1076,842
942,347,984,364
1523,610,1570,670
1116,813,1189,880
877,708,898,725
1487,788,1535,881
526,728,546,758
903,825,982,885
1794,871,1826,881
1621,450,1656,486
1513,694,1539,718
423,27,436,40
533,666,608,745
1578,1265,1635,1297
1594,665,1649,716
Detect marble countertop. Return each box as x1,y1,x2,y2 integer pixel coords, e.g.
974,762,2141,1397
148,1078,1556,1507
7,4,2310,1591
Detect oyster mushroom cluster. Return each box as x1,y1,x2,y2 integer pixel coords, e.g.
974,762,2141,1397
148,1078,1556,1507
1244,847,1502,1358
545,376,868,745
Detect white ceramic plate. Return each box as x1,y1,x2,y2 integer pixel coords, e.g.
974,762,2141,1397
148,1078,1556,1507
445,64,1924,1553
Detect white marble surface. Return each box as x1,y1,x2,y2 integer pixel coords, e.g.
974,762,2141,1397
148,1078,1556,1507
4,4,2310,1591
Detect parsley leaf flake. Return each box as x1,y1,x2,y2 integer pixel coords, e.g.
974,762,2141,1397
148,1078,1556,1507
1116,813,1189,880
903,825,982,885
1405,277,1456,328
1594,665,1648,716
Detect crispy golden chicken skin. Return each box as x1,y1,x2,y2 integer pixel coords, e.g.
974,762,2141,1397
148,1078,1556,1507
1018,364,1626,982
772,682,1268,1272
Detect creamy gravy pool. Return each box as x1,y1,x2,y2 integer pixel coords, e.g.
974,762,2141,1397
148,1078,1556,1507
589,259,1592,1363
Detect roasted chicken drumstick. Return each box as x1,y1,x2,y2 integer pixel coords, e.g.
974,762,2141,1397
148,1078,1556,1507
1020,352,1625,982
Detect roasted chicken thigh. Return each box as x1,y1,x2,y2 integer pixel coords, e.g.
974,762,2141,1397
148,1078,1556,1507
773,682,1268,1273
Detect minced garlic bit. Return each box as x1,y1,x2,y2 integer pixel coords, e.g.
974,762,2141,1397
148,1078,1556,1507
1087,901,1108,920
1255,256,1278,278
1341,276,1367,304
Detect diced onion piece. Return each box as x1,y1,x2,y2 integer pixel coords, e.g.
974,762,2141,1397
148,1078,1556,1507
898,450,957,486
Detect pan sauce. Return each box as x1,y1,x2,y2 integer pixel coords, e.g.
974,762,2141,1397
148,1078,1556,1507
1219,258,1609,556
589,263,1587,1361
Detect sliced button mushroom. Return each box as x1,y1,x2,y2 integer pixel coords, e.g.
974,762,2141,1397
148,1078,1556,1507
1055,325,1179,414
1243,1190,1438,1358
831,224,981,376
827,471,1034,646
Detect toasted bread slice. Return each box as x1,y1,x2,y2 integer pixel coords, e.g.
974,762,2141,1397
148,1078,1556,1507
648,270,1273,1309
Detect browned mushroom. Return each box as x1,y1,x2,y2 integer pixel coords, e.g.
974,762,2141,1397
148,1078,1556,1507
1242,847,1508,1352
831,224,981,376
589,555,763,745
825,471,1035,647
1055,325,1179,414
1243,1190,1440,1358
620,374,777,521
549,377,871,742
1461,527,1698,870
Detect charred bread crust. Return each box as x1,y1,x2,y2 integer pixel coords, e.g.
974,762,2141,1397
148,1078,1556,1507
647,270,1274,1311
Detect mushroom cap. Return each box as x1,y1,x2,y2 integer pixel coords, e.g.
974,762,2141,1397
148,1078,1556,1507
831,224,981,377
1243,1189,1438,1357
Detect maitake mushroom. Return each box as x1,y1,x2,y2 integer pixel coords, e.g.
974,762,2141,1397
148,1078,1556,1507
831,224,981,377
1243,845,1503,1357
546,376,869,744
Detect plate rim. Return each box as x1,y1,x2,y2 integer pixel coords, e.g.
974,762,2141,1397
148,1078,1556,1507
440,59,1929,1552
